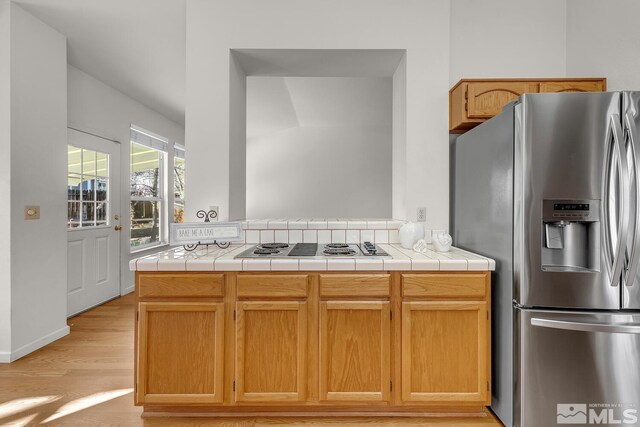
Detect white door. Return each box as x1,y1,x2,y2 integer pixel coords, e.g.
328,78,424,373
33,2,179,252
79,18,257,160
67,129,121,317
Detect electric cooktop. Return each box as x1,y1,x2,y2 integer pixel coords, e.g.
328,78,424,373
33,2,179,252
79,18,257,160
235,242,390,259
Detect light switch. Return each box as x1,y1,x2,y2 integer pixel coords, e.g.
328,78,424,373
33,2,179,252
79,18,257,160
25,205,40,220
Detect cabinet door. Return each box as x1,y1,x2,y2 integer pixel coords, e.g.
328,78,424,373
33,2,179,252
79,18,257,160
539,79,606,93
235,301,307,402
401,301,488,403
137,302,224,404
467,81,538,119
320,301,391,402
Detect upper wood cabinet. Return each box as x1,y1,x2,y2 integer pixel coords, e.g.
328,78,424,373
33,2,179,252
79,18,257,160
466,81,538,119
319,301,391,402
538,79,606,93
235,301,308,403
450,78,607,133
136,301,224,405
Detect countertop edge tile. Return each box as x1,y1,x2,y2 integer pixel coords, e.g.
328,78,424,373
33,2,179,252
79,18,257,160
299,259,328,271
243,259,271,271
186,259,216,271
327,259,356,271
355,259,384,271
129,243,493,271
270,259,300,271
157,259,187,271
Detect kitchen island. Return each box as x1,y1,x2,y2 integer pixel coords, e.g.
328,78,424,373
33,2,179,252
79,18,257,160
130,243,494,417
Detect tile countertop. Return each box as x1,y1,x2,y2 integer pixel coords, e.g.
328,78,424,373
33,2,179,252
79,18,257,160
130,244,495,272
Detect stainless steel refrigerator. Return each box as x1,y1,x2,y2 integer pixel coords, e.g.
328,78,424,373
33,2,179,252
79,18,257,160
452,92,640,427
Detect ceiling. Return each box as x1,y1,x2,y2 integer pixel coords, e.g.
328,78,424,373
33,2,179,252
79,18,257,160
15,0,186,125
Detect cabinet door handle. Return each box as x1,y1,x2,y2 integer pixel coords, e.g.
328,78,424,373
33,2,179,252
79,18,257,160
531,317,640,334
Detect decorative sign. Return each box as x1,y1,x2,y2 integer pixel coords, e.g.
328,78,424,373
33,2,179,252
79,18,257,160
170,221,243,246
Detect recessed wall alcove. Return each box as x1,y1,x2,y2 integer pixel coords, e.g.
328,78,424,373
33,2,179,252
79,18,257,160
228,49,407,220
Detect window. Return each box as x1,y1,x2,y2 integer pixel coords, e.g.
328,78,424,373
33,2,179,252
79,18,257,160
174,145,185,223
68,145,110,228
130,126,167,250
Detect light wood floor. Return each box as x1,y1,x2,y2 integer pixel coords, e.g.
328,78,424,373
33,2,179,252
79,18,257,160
0,294,503,426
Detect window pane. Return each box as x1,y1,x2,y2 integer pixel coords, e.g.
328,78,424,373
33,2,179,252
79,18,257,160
96,152,108,177
82,178,96,201
82,202,95,223
174,156,185,201
96,177,108,201
131,200,161,248
68,174,81,201
131,142,161,197
174,200,185,223
67,145,110,229
68,146,82,175
68,202,80,227
82,149,97,177
96,202,108,222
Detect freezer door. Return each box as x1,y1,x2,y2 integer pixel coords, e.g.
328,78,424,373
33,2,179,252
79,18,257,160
515,92,623,309
623,92,640,309
517,309,640,427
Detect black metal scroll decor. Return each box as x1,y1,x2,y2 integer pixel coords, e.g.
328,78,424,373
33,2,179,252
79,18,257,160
183,209,231,252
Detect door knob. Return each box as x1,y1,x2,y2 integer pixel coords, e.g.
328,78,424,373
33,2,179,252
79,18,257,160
114,225,122,231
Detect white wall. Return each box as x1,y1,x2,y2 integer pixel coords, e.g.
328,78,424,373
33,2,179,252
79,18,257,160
0,0,12,359
449,0,567,86
67,65,185,294
392,55,407,220
186,0,451,227
246,77,392,219
228,54,247,221
566,0,640,91
2,3,69,361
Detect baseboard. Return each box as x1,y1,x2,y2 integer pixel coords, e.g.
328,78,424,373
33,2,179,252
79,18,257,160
1,325,70,363
121,285,135,296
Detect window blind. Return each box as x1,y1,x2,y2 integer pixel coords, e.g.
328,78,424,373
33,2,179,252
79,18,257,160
130,125,168,152
174,144,185,159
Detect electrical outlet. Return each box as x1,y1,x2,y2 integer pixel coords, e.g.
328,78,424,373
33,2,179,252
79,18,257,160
417,207,427,222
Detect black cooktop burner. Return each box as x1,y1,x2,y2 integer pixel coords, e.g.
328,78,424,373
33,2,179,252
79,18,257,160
325,243,349,249
254,248,280,255
258,243,289,249
323,248,357,256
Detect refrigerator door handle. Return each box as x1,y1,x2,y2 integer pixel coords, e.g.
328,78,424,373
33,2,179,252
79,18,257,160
606,114,630,287
531,317,640,334
624,112,640,287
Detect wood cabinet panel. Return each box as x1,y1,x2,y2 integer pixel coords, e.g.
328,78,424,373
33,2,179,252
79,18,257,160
319,274,391,298
450,78,606,133
134,271,492,413
401,301,488,403
466,81,538,119
137,302,224,404
319,301,391,402
402,273,487,299
236,274,308,299
138,273,224,298
235,301,307,402
539,80,606,93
